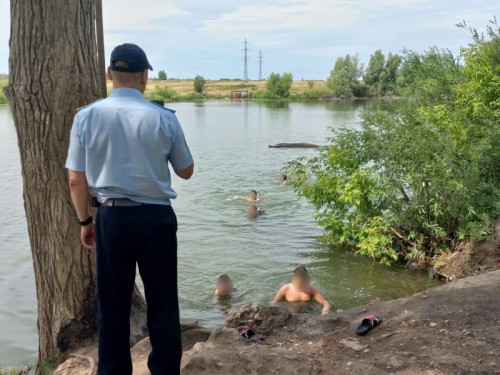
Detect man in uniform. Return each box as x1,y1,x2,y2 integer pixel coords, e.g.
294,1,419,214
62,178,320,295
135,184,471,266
66,43,194,375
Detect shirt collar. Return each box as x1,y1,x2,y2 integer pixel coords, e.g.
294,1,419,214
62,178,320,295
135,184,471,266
110,87,144,99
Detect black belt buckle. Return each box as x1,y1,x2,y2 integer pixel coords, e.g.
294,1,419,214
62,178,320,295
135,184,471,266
90,196,101,208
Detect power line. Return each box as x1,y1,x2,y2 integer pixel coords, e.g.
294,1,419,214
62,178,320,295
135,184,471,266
258,50,263,80
242,38,250,80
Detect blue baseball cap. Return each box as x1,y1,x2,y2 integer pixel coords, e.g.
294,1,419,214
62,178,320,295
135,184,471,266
109,43,153,72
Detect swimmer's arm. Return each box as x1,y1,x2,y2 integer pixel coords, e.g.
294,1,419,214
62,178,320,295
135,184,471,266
270,285,288,306
311,287,331,315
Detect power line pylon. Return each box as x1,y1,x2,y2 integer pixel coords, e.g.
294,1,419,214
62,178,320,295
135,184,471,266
242,38,250,80
258,50,263,80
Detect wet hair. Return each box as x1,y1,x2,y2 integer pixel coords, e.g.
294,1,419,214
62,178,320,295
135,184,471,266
293,266,309,279
250,190,257,196
279,173,288,181
218,274,231,283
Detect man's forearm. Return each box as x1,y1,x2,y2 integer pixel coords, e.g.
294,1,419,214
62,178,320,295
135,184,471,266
68,171,91,221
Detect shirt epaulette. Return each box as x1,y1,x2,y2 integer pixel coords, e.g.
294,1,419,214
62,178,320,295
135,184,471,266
149,100,176,113
76,98,105,112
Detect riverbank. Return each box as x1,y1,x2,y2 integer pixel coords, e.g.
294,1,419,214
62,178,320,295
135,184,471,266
0,78,394,104
49,268,500,375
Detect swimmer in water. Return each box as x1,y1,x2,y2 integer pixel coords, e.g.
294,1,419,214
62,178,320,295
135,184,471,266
278,173,287,184
214,274,236,297
247,205,265,219
271,266,331,315
228,189,260,202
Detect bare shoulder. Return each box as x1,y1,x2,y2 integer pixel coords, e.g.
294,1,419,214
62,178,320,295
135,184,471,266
280,283,291,292
308,285,319,295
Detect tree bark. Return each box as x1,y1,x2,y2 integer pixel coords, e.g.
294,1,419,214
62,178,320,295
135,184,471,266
5,0,147,370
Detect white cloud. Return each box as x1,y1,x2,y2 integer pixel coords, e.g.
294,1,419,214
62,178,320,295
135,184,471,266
203,0,359,32
202,0,431,33
103,0,188,29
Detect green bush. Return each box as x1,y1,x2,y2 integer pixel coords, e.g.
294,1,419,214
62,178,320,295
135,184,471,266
181,92,205,101
145,86,178,102
287,21,500,265
327,54,363,98
351,82,370,98
266,72,293,98
158,70,167,80
194,75,206,94
249,89,281,100
301,87,333,100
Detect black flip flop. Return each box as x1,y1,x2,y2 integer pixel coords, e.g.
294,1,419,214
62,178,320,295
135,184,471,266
356,315,382,336
240,329,265,341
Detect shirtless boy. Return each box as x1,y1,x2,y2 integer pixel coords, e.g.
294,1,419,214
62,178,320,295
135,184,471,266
271,266,331,315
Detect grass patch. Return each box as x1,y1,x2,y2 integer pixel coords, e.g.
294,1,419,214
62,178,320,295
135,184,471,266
0,369,20,375
0,78,9,104
1,78,333,104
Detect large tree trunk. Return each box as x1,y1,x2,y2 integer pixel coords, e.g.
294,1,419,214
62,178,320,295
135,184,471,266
5,0,147,370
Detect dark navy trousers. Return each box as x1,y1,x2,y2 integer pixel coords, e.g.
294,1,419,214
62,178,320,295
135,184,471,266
95,204,181,375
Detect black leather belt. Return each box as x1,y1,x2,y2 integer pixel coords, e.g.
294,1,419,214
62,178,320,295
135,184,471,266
100,199,147,207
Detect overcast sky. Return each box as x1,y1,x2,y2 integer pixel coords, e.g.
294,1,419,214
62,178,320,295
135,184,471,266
0,0,498,79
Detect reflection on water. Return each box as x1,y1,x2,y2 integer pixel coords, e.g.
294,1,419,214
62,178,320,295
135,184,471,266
0,100,439,366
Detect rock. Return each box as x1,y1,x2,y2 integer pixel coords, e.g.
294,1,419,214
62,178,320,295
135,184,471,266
53,354,96,375
225,304,291,335
338,338,365,352
131,337,151,375
207,327,242,346
388,356,404,369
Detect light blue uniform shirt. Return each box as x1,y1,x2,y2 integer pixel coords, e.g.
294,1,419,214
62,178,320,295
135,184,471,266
65,88,193,205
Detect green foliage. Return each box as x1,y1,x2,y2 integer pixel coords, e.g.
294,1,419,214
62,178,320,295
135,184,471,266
364,50,385,86
301,86,333,100
266,72,293,98
307,80,315,89
36,350,63,375
149,86,177,101
0,368,21,375
158,70,167,80
326,54,363,98
193,75,206,94
382,53,402,90
288,21,500,264
364,50,402,94
0,79,8,104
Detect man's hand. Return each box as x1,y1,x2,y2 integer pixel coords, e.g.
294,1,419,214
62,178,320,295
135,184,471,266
81,222,96,251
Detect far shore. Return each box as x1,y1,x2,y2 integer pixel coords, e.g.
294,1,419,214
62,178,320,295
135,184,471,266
0,78,397,105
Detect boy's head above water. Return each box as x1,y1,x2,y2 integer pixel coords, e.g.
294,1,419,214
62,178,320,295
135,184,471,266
292,266,310,291
249,190,258,200
216,274,234,297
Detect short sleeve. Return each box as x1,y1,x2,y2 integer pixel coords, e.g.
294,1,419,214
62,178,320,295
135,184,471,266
65,114,86,172
168,114,193,170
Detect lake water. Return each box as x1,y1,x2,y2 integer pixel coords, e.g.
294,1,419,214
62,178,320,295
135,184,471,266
0,100,438,366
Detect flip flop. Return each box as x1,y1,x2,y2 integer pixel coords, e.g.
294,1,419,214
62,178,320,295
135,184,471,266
356,315,382,336
240,329,265,341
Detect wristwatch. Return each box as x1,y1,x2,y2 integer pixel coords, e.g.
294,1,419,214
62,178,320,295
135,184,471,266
77,216,94,226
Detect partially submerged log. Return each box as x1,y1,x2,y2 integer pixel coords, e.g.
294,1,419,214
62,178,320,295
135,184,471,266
268,142,320,148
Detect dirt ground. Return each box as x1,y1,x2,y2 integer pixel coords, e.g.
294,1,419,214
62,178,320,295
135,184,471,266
53,269,500,375
180,269,500,375
53,230,500,374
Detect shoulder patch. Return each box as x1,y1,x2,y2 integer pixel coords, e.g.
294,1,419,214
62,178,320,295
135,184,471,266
77,98,105,112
